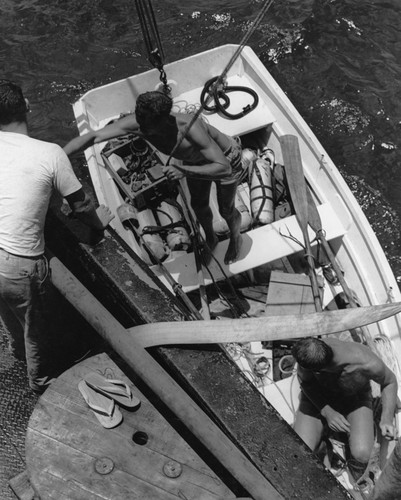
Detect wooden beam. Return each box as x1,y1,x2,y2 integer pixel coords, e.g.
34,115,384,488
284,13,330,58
49,255,283,500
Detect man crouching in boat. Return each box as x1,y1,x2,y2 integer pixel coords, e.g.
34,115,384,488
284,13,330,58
64,91,245,265
291,337,398,491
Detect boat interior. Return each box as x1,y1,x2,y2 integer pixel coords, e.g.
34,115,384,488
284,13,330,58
72,46,401,499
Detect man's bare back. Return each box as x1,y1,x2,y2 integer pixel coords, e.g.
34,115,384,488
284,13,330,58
309,338,379,395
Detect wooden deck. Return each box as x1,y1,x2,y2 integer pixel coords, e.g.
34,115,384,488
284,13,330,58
43,207,353,500
25,353,235,499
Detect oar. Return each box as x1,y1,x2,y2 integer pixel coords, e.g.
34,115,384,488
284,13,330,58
306,187,401,387
48,255,283,500
305,188,369,343
125,303,401,348
49,256,401,348
279,135,322,311
306,189,359,309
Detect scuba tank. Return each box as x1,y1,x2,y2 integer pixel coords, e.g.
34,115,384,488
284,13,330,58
156,200,191,252
117,203,168,264
210,182,230,237
135,207,168,262
249,149,275,225
241,148,258,177
235,182,252,232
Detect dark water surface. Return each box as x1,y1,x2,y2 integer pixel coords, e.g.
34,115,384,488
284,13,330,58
1,0,401,281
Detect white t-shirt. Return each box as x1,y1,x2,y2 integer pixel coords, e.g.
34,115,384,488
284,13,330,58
0,131,82,257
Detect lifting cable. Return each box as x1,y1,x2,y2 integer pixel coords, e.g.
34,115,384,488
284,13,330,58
135,0,170,93
164,0,274,283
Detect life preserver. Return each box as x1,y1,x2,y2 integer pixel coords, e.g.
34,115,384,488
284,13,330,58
249,155,274,225
156,201,191,252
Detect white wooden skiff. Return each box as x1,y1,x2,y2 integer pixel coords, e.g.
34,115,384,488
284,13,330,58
72,44,401,498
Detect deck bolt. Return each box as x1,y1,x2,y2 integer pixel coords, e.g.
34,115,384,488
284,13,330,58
94,457,114,475
163,460,183,478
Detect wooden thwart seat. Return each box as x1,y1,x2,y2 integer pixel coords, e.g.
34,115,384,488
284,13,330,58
175,74,275,137
152,202,350,293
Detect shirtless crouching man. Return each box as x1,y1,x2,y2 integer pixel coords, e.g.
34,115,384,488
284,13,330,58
64,91,245,264
291,337,398,486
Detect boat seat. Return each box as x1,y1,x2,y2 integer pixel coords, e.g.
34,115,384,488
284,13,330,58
151,202,351,293
174,74,275,137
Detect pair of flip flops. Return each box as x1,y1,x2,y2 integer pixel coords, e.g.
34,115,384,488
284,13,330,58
78,372,141,429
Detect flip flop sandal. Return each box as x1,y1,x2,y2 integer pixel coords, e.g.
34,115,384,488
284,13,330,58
78,380,123,429
84,372,141,409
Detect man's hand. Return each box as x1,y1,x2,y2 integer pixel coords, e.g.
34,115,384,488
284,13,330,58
96,204,115,229
380,420,396,441
162,165,185,181
321,406,351,433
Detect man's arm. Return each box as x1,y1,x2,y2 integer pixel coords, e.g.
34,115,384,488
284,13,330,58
366,356,398,439
65,189,114,237
163,121,231,181
63,114,140,156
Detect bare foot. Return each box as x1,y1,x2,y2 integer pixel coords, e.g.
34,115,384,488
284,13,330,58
224,234,242,264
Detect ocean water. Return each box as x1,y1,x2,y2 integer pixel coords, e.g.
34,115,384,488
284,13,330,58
1,0,401,281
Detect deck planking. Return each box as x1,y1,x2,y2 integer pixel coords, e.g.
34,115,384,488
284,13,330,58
26,353,235,500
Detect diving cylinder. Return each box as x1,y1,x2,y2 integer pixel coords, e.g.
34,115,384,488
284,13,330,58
210,182,229,237
241,148,258,177
235,182,252,232
249,155,274,225
135,207,168,263
156,201,191,252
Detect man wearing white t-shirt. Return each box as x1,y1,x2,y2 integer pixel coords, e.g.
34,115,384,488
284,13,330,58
0,80,113,393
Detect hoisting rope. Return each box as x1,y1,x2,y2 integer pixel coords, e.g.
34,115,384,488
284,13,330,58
164,0,274,280
166,0,274,165
135,0,170,93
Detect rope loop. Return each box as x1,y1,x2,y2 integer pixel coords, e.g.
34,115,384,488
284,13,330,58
200,76,259,119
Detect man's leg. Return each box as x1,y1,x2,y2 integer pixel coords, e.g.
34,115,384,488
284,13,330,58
216,181,242,264
293,408,325,453
0,251,53,392
346,405,375,481
186,178,218,253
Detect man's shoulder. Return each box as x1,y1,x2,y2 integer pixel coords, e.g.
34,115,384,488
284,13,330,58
24,135,64,153
328,338,378,364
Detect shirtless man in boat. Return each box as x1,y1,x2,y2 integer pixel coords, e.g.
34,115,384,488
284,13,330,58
64,91,245,264
291,337,398,485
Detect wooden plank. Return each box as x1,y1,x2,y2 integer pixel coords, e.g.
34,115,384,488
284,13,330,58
265,271,324,316
26,353,235,500
152,202,349,293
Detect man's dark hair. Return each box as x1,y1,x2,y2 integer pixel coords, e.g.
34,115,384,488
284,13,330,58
292,337,333,371
0,80,28,126
135,91,172,131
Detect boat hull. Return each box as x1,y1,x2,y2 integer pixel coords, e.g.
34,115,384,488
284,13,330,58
70,44,401,499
